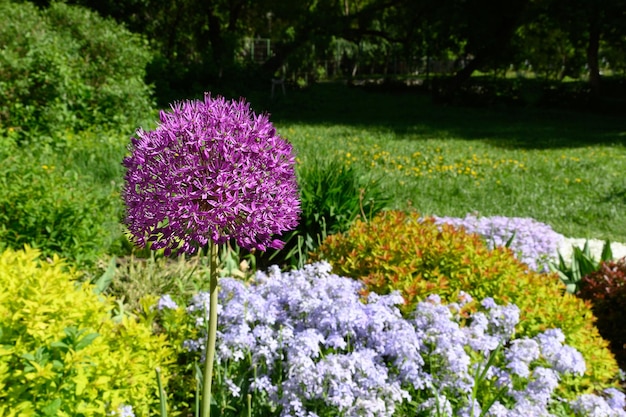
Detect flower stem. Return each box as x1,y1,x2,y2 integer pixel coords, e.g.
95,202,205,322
202,241,219,417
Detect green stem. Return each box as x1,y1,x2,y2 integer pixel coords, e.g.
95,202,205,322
201,241,219,417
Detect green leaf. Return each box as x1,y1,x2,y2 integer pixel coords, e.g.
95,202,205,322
577,255,599,277
156,367,168,417
42,398,62,416
93,256,116,294
582,240,592,259
504,231,516,248
50,341,70,350
601,240,614,262
75,332,99,351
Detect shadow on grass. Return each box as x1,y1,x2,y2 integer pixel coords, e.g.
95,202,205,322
248,81,626,150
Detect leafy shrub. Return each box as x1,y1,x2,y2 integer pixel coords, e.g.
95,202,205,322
254,158,389,269
0,1,153,136
311,210,619,393
0,132,125,266
172,262,623,416
103,251,236,313
0,246,175,416
434,214,565,272
577,258,626,371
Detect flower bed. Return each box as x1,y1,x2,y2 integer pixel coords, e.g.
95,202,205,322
159,262,625,417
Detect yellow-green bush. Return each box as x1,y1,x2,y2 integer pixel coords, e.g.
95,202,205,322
311,210,619,394
0,246,175,416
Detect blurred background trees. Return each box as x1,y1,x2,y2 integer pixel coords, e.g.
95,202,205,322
6,0,626,107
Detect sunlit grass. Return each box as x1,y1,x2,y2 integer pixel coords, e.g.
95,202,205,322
262,84,626,243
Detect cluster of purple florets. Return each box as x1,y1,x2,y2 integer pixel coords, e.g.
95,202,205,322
160,262,625,417
123,93,300,255
433,214,565,272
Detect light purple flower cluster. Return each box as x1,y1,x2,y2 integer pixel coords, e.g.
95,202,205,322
156,294,178,311
179,262,614,417
433,214,565,272
571,388,626,417
115,405,135,417
123,93,300,254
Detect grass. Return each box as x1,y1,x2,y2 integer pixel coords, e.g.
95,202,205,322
247,82,626,242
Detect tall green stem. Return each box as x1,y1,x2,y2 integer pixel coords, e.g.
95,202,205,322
201,241,219,417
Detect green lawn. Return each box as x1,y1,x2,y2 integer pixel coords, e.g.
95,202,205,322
252,82,626,242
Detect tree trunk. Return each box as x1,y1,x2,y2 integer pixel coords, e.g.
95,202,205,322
586,21,601,97
432,55,483,103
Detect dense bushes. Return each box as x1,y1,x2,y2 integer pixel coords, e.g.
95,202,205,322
578,258,626,370
0,0,154,136
0,0,155,266
311,210,619,393
0,246,175,416
0,130,128,266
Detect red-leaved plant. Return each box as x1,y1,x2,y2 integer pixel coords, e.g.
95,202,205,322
578,258,626,370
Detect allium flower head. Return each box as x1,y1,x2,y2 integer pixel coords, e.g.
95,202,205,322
123,93,300,254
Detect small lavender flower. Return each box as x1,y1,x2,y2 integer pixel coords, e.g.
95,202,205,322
123,93,300,255
115,405,135,417
521,367,560,405
157,294,178,310
536,329,586,376
418,393,454,416
505,338,540,378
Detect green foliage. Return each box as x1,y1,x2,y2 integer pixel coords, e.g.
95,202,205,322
0,1,153,136
104,253,214,314
0,130,127,267
141,293,200,417
311,210,619,395
0,246,176,416
550,240,614,294
255,157,389,270
578,258,626,371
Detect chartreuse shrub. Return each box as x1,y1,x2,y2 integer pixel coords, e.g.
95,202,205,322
0,0,153,136
311,210,619,395
0,246,176,416
578,258,626,371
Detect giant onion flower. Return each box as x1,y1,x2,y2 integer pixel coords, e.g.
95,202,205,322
123,93,300,255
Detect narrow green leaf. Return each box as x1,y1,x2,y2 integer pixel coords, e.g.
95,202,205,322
601,240,614,262
156,367,168,417
504,231,516,248
75,332,99,351
93,256,116,294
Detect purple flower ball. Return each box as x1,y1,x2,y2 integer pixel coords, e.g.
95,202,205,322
123,93,301,254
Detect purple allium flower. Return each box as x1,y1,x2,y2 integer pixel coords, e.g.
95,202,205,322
123,93,300,255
